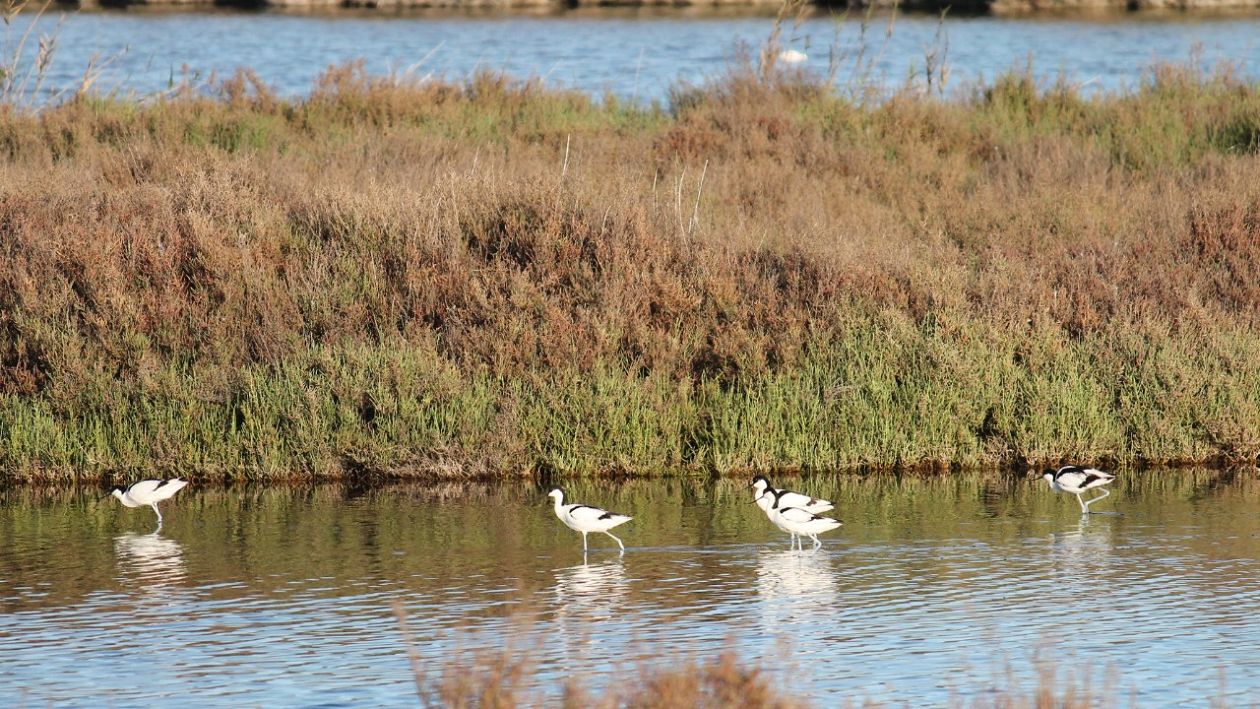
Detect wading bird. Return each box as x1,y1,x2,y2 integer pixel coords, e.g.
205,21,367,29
1042,465,1115,513
547,489,633,553
777,49,808,64
751,475,833,547
110,479,188,527
750,475,833,513
757,488,843,550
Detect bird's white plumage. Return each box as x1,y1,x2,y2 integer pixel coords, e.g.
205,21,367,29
561,503,632,531
1042,466,1115,513
751,476,833,514
758,499,799,539
771,504,842,537
1047,466,1113,493
751,476,837,549
756,488,843,550
111,478,188,527
774,506,834,526
119,479,188,505
548,489,632,553
778,49,808,64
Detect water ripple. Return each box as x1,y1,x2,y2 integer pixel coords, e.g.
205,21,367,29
3,476,1260,705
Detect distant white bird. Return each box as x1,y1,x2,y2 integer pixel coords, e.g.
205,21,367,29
110,479,188,526
778,49,808,64
547,489,633,553
757,489,843,550
751,475,834,548
1042,466,1115,513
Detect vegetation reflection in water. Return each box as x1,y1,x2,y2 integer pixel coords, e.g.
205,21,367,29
1,470,1259,705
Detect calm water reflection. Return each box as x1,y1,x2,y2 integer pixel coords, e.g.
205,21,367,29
2,471,1259,705
18,12,1260,103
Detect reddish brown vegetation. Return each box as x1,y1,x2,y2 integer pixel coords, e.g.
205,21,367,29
2,63,1260,479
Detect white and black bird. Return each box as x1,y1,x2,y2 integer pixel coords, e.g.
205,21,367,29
110,479,188,527
750,475,833,513
547,489,633,553
1042,465,1115,513
751,475,833,547
756,489,843,550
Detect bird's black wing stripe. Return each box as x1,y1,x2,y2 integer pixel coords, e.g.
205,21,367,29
1081,474,1102,486
155,480,171,489
1055,466,1085,480
567,505,593,514
598,511,616,520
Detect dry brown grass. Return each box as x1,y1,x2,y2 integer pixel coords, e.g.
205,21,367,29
398,640,1130,709
3,59,1260,480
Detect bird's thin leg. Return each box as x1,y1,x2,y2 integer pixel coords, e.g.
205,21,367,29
605,532,625,552
1084,488,1111,510
812,535,822,550
1075,493,1088,514
151,504,163,525
582,532,588,552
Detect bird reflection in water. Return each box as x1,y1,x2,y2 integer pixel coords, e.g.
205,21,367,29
114,532,187,593
756,550,840,634
549,559,629,666
1049,513,1114,577
553,559,628,622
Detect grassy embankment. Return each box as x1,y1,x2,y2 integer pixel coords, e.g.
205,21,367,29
2,57,1260,481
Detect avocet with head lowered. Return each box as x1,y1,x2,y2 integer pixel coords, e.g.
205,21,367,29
110,478,188,527
750,475,833,547
547,489,633,554
1042,465,1116,513
756,488,843,550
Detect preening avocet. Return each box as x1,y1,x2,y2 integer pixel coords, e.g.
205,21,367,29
110,479,188,526
1042,465,1115,513
757,489,843,550
751,475,833,547
547,489,633,553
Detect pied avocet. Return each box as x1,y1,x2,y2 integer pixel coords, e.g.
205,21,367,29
751,475,833,546
757,489,843,550
110,479,188,526
1042,465,1115,513
547,489,633,553
750,475,833,513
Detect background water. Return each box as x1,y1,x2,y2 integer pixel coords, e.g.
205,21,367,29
10,10,1260,103
2,471,1259,706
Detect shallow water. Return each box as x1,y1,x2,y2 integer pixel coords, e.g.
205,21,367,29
16,11,1260,103
2,471,1259,705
